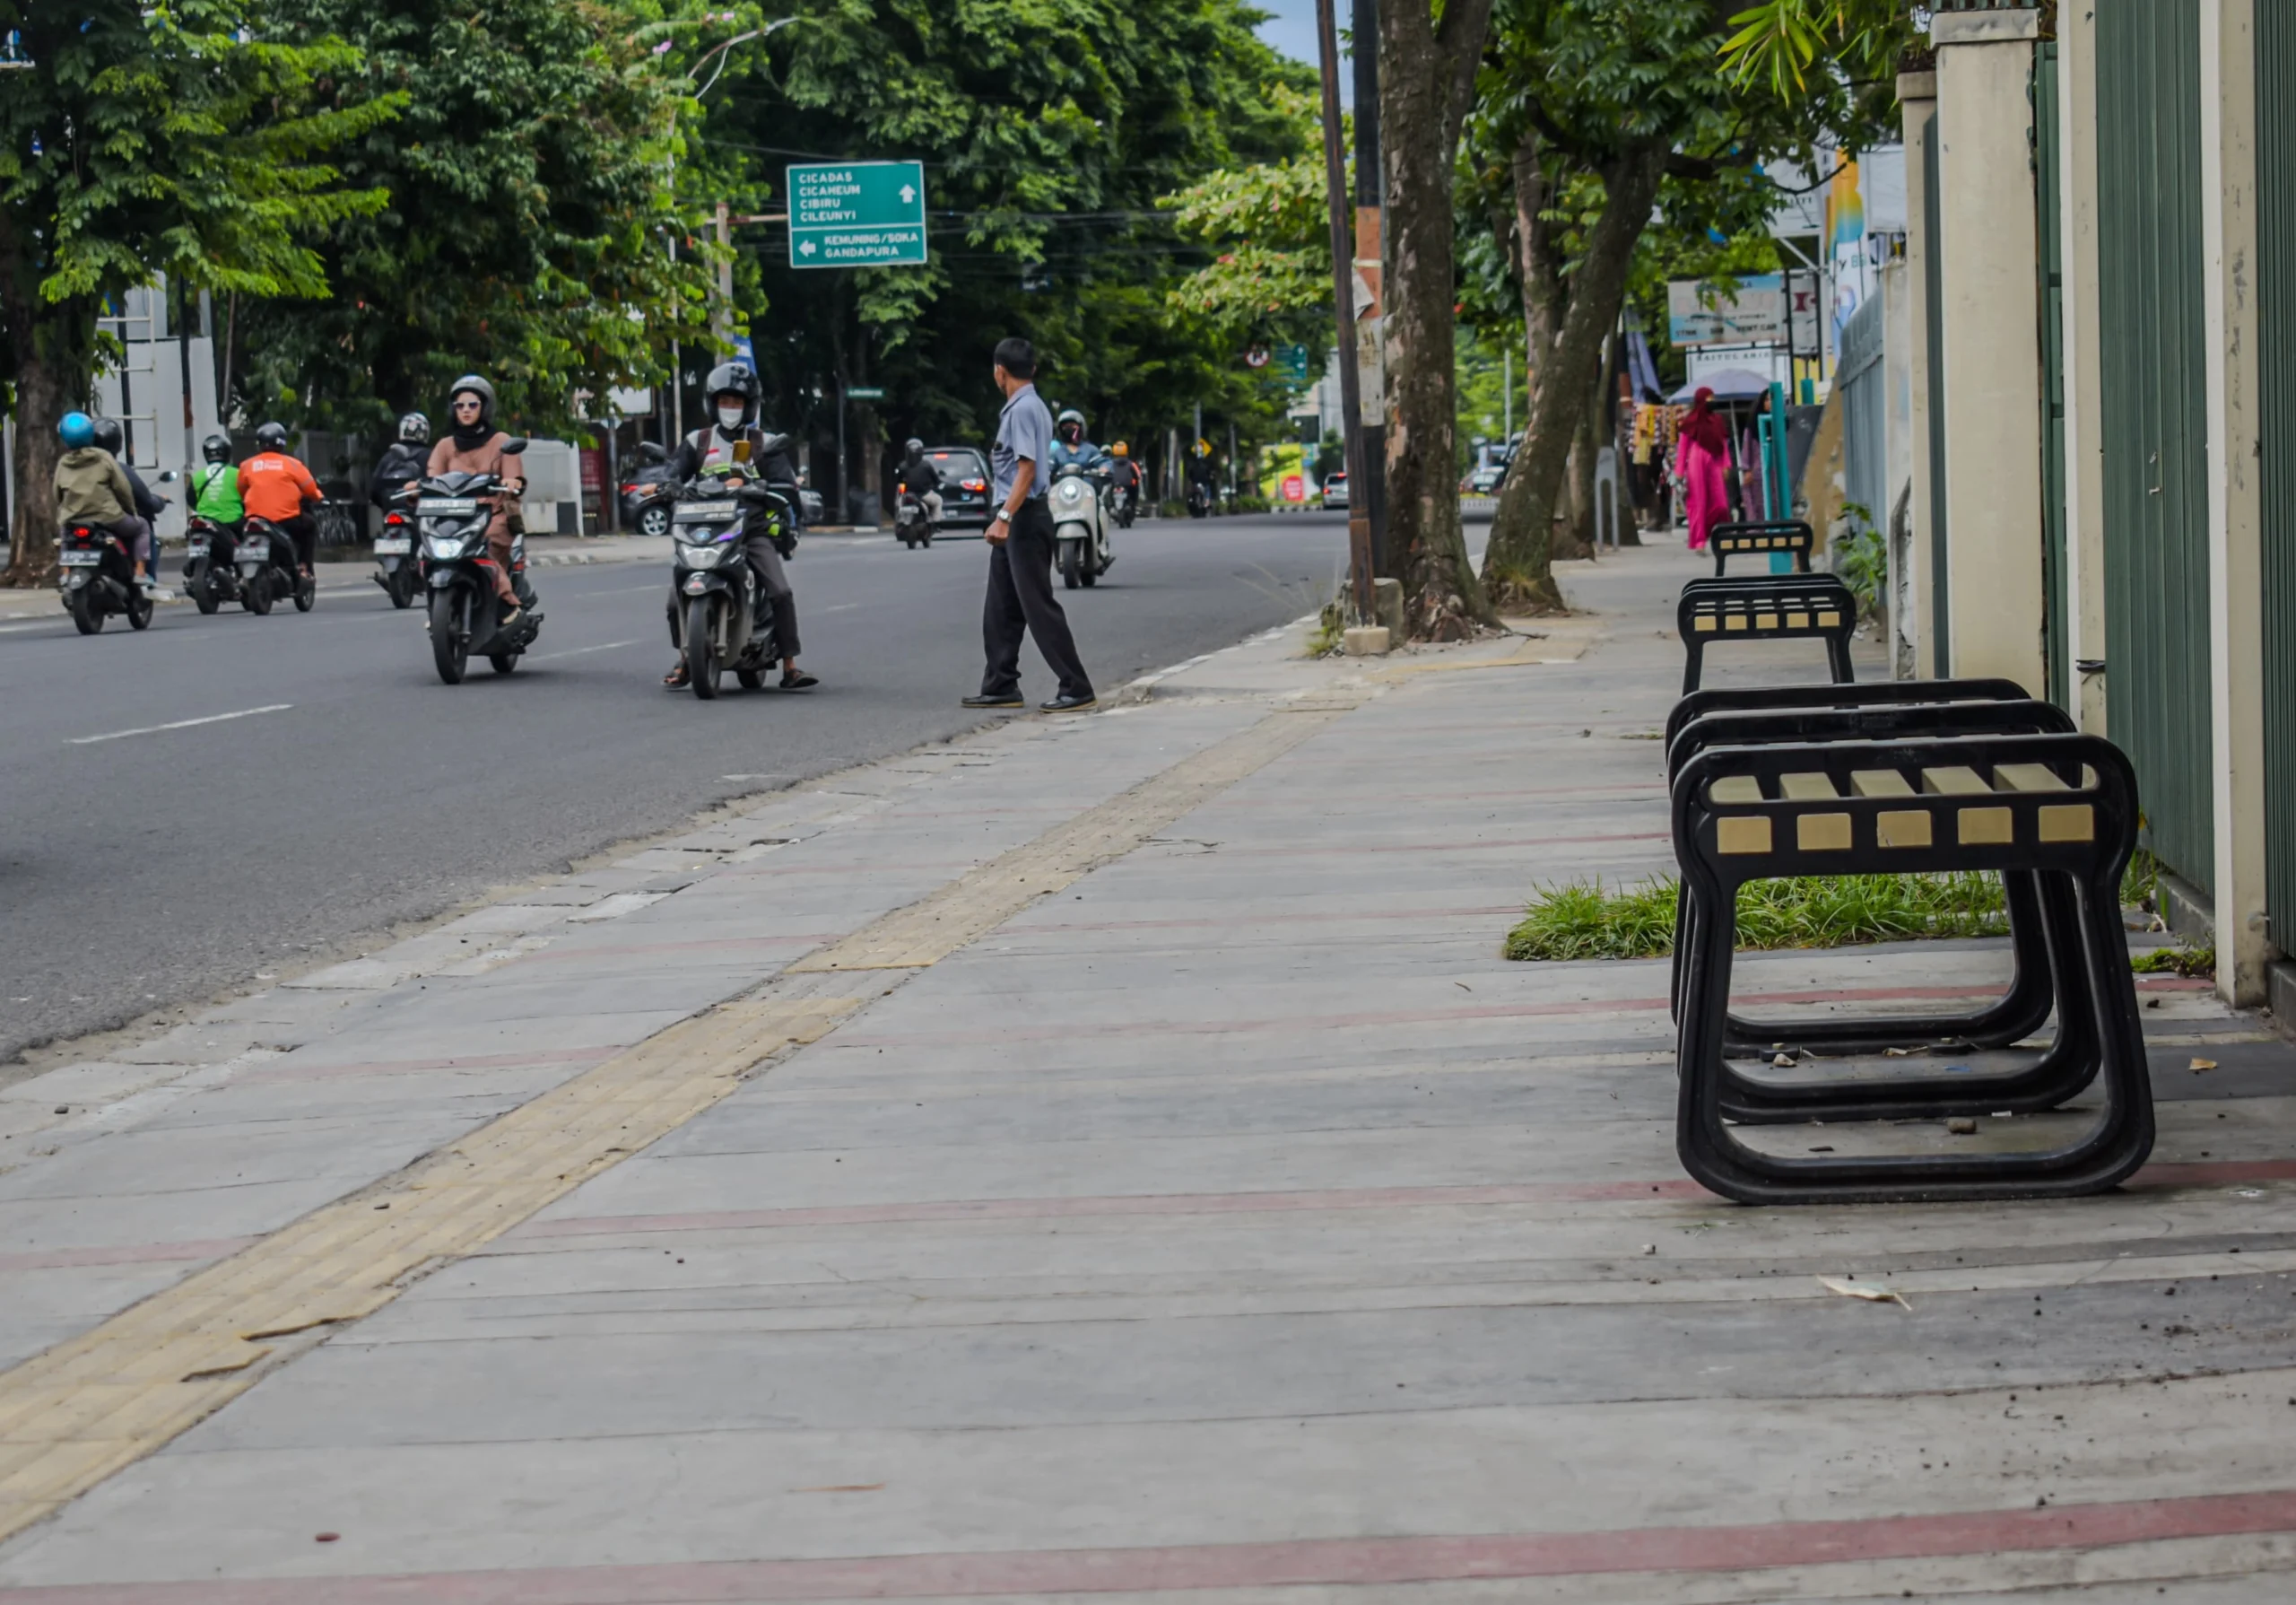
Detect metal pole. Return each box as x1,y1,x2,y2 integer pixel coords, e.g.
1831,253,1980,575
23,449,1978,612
1316,0,1373,622
1351,0,1386,572
836,381,848,526
1502,345,1511,445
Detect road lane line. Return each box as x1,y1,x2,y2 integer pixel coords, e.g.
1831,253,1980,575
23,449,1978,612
0,686,1373,1544
66,705,293,746
526,638,641,663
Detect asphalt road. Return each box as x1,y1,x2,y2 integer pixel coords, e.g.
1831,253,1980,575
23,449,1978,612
0,513,1352,1062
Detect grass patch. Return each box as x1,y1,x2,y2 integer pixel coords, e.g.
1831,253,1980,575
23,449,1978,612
2132,943,2213,978
1504,872,2010,961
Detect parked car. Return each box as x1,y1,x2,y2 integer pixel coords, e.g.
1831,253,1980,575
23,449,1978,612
1320,471,1349,510
620,443,676,537
1465,460,1509,494
922,447,993,536
800,485,825,525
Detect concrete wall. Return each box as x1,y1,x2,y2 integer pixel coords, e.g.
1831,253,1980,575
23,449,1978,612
1899,73,1938,679
1934,8,2048,693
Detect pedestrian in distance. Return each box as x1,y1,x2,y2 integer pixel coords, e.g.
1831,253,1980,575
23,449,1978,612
1676,386,1731,553
964,336,1096,713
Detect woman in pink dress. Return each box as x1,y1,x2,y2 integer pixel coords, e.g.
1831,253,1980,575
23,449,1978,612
1677,388,1731,552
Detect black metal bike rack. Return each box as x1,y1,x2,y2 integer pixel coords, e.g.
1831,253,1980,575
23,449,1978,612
1663,677,2035,757
1665,700,2099,1124
1672,731,2152,1203
1708,519,1814,575
1677,575,1858,693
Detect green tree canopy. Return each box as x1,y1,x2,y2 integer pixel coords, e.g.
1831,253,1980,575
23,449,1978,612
1,0,394,580
238,0,715,439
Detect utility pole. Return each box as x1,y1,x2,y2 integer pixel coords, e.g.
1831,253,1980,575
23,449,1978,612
1316,0,1374,623
1352,0,1386,571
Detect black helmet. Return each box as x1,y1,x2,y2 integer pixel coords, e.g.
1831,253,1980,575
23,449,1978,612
256,421,290,451
90,416,125,454
396,412,430,446
904,437,924,457
448,374,496,427
200,433,231,465
705,362,761,429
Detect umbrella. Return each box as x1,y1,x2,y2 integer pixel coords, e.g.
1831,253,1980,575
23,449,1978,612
1668,368,1777,404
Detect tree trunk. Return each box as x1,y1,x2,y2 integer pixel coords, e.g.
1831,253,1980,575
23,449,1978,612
0,214,92,589
1377,0,1497,639
1481,141,1666,604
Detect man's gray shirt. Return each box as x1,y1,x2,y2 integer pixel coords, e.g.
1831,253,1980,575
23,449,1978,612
991,382,1054,503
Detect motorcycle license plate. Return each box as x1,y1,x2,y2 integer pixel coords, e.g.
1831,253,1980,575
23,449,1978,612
373,537,412,554
418,497,479,515
58,550,100,566
188,539,210,557
676,502,741,521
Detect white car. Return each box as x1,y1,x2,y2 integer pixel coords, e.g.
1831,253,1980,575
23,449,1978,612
1321,472,1349,510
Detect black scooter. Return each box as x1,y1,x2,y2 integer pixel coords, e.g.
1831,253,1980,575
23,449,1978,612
57,519,153,634
413,441,541,683
371,507,421,608
666,476,787,699
183,516,245,614
235,516,316,615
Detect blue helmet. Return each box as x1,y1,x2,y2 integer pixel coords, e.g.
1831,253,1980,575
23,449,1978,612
58,412,95,449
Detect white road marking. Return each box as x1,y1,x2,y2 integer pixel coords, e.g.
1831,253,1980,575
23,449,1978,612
526,638,642,663
69,704,293,746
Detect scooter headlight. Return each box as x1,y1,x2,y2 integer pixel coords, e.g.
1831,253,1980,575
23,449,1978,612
679,541,725,569
424,534,469,561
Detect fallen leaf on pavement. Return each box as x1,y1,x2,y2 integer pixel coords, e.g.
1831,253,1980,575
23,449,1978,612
2190,1057,2218,1073
1818,1276,1910,1310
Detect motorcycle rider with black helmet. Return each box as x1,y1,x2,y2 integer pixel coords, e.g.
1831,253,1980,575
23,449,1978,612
895,437,942,530
89,417,168,532
661,361,815,691
370,412,431,513
239,421,326,577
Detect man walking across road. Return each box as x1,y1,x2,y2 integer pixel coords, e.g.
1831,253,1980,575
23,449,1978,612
964,336,1096,712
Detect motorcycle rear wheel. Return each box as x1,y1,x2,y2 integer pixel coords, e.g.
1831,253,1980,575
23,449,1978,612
189,563,220,615
684,596,720,699
430,588,469,685
126,587,153,630
246,575,274,615
388,568,418,609
489,651,520,675
735,667,766,691
70,590,102,635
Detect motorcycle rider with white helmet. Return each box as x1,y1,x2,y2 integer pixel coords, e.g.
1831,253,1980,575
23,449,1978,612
661,362,816,691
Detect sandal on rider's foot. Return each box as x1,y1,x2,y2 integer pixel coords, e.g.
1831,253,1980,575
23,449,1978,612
779,670,819,690
663,663,691,690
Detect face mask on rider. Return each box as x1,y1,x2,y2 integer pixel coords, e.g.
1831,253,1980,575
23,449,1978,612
717,404,745,432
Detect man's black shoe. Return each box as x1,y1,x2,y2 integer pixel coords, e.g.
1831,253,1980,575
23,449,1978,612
1039,693,1097,713
962,693,1026,709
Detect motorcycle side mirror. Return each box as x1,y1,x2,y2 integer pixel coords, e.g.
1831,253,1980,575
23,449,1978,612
157,470,178,484
500,436,529,455
755,432,791,458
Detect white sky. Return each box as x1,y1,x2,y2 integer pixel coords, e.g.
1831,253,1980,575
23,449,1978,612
1254,0,1352,106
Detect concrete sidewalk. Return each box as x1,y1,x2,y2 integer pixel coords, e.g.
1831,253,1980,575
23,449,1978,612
3,540,2295,1601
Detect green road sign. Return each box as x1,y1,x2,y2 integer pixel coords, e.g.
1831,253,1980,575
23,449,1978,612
1275,344,1312,384
787,161,927,268
846,386,886,401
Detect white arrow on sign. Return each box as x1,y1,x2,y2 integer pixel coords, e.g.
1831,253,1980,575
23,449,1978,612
899,184,916,205
798,238,817,257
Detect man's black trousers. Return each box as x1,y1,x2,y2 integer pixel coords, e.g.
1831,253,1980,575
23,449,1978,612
980,499,1091,702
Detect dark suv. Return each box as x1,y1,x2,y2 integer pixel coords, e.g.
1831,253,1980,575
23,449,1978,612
922,447,992,535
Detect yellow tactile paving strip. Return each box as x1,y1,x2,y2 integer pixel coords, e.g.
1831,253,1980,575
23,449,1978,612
794,703,1351,972
0,697,1359,1545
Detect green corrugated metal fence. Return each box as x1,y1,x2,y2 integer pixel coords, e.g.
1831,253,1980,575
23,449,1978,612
2260,2,2296,956
2095,0,2213,894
